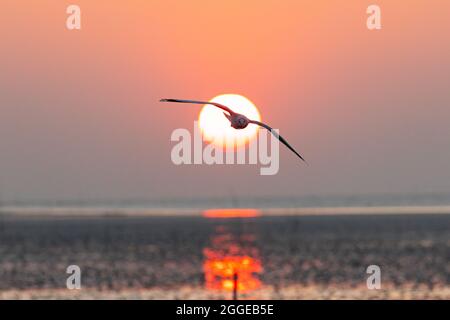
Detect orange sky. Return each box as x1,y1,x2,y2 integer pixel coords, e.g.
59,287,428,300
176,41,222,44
0,1,450,202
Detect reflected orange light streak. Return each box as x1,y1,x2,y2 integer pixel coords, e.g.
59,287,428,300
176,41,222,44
203,214,263,295
203,208,261,218
203,252,262,292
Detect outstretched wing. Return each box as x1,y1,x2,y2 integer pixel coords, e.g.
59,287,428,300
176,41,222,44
249,120,306,163
160,99,234,115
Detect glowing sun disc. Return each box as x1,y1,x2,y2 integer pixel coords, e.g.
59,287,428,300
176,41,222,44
198,94,261,147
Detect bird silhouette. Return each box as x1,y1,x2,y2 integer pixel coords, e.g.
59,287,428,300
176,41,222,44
160,98,306,162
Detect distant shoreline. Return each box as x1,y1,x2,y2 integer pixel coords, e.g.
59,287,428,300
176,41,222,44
1,205,450,217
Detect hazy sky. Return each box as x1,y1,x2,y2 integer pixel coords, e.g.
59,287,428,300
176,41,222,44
1,1,449,203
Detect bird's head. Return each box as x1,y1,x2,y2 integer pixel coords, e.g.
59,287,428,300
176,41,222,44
223,112,249,129
231,114,249,129
238,117,247,127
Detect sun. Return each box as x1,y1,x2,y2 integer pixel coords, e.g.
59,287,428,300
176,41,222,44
198,94,261,147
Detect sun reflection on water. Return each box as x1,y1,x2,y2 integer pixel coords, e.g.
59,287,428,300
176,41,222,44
203,208,261,218
202,209,263,297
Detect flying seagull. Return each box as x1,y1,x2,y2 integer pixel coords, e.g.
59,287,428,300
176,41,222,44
160,98,306,162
